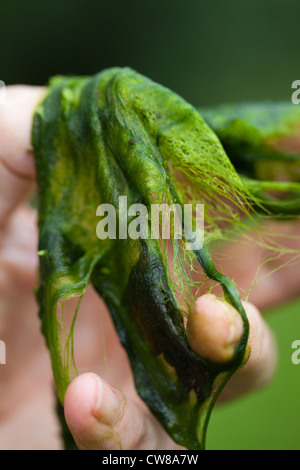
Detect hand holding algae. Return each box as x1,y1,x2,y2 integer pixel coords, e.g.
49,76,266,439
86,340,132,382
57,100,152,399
32,67,300,449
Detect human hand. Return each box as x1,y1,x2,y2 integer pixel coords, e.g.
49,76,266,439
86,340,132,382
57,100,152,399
0,85,297,450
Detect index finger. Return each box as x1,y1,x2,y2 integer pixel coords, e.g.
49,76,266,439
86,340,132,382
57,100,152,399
0,85,45,225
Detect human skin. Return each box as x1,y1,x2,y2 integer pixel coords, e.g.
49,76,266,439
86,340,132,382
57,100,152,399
0,86,298,450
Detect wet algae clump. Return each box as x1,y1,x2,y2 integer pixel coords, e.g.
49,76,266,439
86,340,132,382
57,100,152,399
32,67,300,449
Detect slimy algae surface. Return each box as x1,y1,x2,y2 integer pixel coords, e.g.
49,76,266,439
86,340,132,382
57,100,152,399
32,67,300,449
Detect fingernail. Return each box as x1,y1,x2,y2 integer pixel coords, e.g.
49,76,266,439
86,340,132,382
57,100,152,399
93,376,122,426
222,301,244,346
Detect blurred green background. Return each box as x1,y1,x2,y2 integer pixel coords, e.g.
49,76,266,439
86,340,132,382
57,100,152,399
208,298,300,450
2,0,299,450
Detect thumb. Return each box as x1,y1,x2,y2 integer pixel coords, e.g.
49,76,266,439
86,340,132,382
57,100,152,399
64,373,173,450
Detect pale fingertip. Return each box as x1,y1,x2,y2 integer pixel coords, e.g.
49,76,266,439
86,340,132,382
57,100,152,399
64,373,99,435
187,293,244,363
64,373,124,450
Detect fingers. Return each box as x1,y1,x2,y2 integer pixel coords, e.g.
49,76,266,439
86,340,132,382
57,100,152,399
187,294,277,400
65,296,276,451
187,294,244,363
64,373,176,450
0,206,38,288
0,85,45,224
220,300,277,401
213,219,300,310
